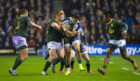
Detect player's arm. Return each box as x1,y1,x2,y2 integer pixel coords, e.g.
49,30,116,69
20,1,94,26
51,22,61,31
62,25,78,37
119,22,128,38
80,27,87,45
81,32,87,45
7,26,14,39
29,21,42,31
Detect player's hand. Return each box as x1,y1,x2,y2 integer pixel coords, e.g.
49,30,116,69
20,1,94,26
83,45,87,50
39,26,43,31
62,25,67,32
122,30,127,38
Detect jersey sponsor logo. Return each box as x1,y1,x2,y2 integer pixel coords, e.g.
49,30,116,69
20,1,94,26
37,45,140,56
109,29,114,33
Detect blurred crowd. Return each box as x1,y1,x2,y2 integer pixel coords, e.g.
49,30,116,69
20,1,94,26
0,0,140,48
0,0,53,48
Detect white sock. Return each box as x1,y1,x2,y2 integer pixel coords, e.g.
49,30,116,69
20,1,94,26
67,68,70,71
79,64,82,67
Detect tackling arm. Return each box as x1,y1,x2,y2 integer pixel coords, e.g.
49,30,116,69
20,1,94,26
29,21,42,31
7,26,14,39
62,25,78,37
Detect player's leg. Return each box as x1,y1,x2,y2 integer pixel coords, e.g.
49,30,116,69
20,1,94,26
50,45,65,73
9,36,28,76
72,40,85,71
80,44,93,73
98,43,117,75
41,49,57,75
64,45,71,75
118,39,138,70
70,50,75,73
41,42,57,75
82,53,93,73
64,38,71,75
56,47,65,73
44,48,50,60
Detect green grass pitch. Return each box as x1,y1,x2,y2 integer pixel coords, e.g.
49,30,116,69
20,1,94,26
0,55,140,81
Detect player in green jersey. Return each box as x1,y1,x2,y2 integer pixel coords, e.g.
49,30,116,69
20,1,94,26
98,12,138,75
8,9,42,76
41,10,65,75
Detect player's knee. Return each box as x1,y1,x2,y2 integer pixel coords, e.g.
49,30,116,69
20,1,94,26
24,55,28,60
21,55,28,61
75,48,80,54
49,57,54,62
107,49,112,55
59,57,64,61
86,59,90,62
66,50,71,55
122,54,127,59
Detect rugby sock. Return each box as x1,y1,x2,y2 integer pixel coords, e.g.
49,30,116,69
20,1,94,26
60,60,65,71
43,61,51,71
12,57,23,70
66,65,70,71
78,60,82,67
86,62,90,72
103,65,107,69
44,53,49,60
71,58,75,69
52,57,60,65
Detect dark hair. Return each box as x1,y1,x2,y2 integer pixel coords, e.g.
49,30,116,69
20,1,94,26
72,13,80,19
19,9,28,15
104,11,113,18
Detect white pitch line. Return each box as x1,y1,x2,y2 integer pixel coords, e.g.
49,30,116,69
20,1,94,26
99,58,104,61
132,72,140,76
109,61,114,64
99,58,114,64
122,67,129,71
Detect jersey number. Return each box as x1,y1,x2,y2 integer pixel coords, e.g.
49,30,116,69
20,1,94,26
109,29,114,34
16,21,20,30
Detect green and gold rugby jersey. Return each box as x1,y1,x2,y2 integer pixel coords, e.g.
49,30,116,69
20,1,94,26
106,19,128,40
13,15,31,37
47,20,63,42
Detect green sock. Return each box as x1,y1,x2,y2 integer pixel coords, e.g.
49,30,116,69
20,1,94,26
43,61,51,71
71,58,75,69
86,62,90,72
52,58,60,65
12,57,23,70
103,65,107,69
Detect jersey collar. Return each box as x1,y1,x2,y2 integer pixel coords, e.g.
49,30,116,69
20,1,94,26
54,18,61,26
107,19,113,24
18,15,24,19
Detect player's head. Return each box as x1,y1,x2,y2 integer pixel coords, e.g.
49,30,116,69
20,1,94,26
71,13,80,25
104,11,112,22
19,9,28,16
56,10,65,21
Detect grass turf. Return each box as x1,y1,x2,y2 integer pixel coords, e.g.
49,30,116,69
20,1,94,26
0,55,140,81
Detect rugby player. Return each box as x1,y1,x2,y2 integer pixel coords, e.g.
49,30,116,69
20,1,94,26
98,11,138,75
8,9,42,76
61,14,85,75
70,25,93,73
41,10,65,75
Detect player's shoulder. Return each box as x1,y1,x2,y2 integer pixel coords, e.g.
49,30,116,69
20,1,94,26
20,16,30,21
62,17,71,22
113,19,121,23
77,21,82,27
22,16,30,19
62,17,71,24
